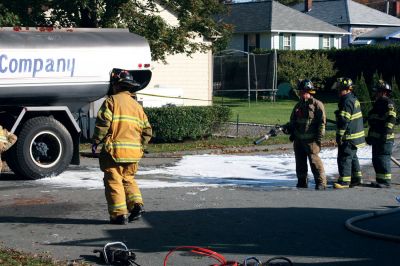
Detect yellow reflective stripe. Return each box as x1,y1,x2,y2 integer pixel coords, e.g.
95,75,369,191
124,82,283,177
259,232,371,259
386,123,394,129
107,143,142,149
98,106,113,121
376,173,391,180
355,143,366,148
389,111,397,117
387,133,395,139
344,130,365,140
109,202,127,210
353,171,362,177
127,194,143,203
341,176,351,182
339,110,351,119
114,158,141,163
350,112,362,120
113,115,148,128
337,129,345,136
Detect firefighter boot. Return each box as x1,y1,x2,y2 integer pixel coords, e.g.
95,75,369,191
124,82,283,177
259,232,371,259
334,181,350,189
129,204,145,222
296,178,308,188
110,214,128,225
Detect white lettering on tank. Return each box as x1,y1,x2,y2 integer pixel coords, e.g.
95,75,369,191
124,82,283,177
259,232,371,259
0,54,76,77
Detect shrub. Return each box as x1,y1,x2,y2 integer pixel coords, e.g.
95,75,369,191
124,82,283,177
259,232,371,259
145,105,231,143
354,73,372,121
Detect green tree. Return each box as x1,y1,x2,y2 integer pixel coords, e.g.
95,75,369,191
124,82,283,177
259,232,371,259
0,0,232,62
354,73,372,120
390,77,400,123
277,50,337,90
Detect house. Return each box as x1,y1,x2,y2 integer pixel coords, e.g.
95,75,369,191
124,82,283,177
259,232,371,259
353,26,400,45
220,0,349,52
85,2,212,138
291,0,400,47
353,0,400,16
138,3,212,107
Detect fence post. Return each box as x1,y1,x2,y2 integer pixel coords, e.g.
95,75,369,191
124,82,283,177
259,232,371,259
236,114,239,137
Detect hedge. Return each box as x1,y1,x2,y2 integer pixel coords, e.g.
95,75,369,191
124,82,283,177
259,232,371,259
145,105,231,143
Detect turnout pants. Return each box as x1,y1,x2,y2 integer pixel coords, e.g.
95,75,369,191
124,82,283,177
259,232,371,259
372,142,393,184
337,142,362,183
294,140,326,187
99,152,143,218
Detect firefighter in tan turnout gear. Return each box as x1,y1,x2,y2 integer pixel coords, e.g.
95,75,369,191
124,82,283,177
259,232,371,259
92,70,152,225
286,79,327,190
0,125,17,173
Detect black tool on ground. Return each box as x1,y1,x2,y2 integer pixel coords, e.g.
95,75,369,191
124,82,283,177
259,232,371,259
254,125,283,145
93,242,141,266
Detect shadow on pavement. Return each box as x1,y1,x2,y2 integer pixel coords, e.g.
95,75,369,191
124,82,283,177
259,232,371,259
1,206,398,265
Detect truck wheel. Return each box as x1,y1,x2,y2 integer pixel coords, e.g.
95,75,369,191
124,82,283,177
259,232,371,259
8,117,73,180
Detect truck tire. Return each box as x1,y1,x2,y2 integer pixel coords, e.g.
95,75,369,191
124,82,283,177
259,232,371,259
7,117,73,180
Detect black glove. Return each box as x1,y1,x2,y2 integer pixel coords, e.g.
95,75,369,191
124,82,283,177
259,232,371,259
289,134,295,142
281,123,291,135
316,139,322,147
336,135,343,146
365,136,371,145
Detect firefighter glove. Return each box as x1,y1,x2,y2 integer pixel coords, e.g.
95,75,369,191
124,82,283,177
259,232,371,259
281,123,291,135
289,134,295,142
91,143,98,155
336,135,343,146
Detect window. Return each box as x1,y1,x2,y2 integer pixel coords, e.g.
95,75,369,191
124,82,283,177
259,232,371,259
322,35,330,49
248,33,257,52
283,34,291,50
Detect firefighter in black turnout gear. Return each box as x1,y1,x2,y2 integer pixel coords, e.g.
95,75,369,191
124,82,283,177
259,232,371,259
287,79,327,190
366,80,396,188
334,78,366,189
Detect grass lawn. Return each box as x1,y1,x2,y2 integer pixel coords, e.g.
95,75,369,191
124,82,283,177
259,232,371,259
0,246,89,266
214,97,338,125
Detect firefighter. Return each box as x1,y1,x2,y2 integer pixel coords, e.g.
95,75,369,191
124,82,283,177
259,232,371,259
366,80,396,188
0,125,17,173
92,70,152,225
287,79,327,189
334,77,366,189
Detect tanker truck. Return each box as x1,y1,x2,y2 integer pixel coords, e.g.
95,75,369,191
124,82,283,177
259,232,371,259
0,27,152,179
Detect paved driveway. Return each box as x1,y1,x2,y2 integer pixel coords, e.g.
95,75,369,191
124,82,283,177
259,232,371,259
0,147,399,266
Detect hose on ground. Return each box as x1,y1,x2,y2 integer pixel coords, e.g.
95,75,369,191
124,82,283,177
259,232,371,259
345,207,400,242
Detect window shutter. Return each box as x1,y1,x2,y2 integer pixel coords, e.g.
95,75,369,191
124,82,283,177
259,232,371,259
244,34,248,52
279,33,283,50
319,34,323,49
291,33,296,50
256,34,260,49
330,35,335,48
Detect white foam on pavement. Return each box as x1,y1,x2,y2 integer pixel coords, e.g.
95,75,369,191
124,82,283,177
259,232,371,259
35,146,372,190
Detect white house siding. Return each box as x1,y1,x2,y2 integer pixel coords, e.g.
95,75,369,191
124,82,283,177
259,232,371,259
143,50,212,106
295,34,320,49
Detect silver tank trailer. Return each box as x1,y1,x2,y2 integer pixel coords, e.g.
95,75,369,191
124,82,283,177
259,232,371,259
0,28,152,179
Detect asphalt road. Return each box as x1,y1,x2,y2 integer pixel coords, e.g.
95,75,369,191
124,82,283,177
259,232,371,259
0,145,400,266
